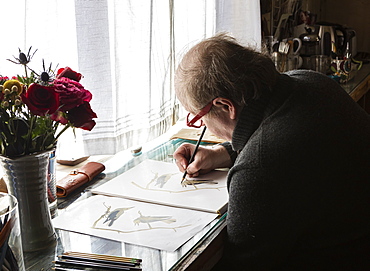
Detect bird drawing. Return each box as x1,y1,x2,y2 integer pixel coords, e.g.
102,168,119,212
103,207,133,226
153,173,177,188
133,211,176,228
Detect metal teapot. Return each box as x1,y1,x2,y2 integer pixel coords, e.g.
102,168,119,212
299,26,320,56
315,22,346,57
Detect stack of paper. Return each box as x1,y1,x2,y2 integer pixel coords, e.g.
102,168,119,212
53,159,229,251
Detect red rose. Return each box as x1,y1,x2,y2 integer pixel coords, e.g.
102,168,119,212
22,83,59,116
67,101,97,131
57,67,82,82
53,77,92,111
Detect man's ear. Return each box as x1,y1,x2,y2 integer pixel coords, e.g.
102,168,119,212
212,97,237,120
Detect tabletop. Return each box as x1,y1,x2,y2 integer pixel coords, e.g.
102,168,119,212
340,63,370,102
23,137,226,271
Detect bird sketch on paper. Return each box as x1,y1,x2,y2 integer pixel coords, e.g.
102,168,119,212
143,171,178,189
133,211,176,229
103,207,134,226
92,205,191,234
92,202,133,228
152,172,178,188
131,170,224,193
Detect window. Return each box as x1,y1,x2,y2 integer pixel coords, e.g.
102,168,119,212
0,0,260,157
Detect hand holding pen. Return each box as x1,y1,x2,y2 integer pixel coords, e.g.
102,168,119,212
173,126,234,181
180,126,207,185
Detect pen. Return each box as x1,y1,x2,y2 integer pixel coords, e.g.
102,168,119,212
181,125,207,184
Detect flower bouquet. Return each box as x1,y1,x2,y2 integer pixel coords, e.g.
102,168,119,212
0,47,98,252
0,47,97,158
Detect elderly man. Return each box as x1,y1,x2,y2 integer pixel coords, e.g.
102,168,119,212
173,33,370,270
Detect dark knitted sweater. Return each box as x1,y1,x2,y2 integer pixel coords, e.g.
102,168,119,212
216,70,370,270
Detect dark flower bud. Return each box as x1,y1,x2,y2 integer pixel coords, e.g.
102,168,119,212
40,71,50,83
19,52,28,65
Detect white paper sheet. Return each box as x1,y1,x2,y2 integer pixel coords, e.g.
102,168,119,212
91,159,229,214
53,195,218,251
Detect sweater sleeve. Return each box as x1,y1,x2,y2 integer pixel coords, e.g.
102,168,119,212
219,142,238,164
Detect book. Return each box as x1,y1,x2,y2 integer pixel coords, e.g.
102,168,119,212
91,159,229,214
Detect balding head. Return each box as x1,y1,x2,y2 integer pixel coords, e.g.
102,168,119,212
175,33,279,114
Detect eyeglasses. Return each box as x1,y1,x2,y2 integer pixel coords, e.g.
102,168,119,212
186,99,214,128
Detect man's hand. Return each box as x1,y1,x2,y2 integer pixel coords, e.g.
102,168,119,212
173,143,233,177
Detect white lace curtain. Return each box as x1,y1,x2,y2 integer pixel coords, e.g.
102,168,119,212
0,0,260,156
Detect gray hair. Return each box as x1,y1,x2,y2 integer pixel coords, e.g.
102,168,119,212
175,33,279,114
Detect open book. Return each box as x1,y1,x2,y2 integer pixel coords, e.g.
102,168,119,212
91,159,229,214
